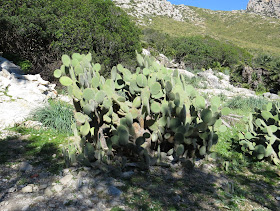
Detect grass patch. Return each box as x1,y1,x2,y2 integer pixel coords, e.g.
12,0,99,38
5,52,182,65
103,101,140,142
32,99,74,134
2,127,70,173
225,96,269,112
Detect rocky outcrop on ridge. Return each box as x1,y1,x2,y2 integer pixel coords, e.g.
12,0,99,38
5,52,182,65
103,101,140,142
112,0,204,25
247,0,280,18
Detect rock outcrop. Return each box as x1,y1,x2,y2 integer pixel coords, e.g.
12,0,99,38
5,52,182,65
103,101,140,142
0,57,57,130
112,0,204,25
247,0,280,18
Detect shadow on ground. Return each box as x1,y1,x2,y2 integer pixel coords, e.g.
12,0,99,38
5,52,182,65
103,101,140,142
0,132,279,210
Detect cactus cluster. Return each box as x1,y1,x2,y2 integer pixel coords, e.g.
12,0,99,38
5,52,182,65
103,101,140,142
238,102,280,165
54,52,226,168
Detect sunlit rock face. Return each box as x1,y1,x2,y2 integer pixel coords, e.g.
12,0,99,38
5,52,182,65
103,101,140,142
247,0,280,18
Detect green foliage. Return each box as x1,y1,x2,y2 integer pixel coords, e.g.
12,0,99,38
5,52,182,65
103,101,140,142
253,54,280,91
55,52,228,168
33,100,74,134
225,96,270,112
0,0,141,79
142,28,252,69
238,102,280,165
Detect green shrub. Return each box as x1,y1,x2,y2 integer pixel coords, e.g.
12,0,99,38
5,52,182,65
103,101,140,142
33,100,74,134
0,0,141,80
54,52,228,168
142,28,252,69
253,54,280,91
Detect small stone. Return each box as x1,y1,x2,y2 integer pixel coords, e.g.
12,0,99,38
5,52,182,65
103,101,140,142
8,186,17,193
19,162,33,172
276,196,280,201
53,184,63,193
22,204,30,211
22,185,33,193
39,184,48,190
107,186,122,197
121,171,135,179
49,203,56,208
59,174,73,185
44,187,53,197
34,196,44,203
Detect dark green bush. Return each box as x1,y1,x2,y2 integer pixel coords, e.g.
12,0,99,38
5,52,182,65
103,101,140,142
142,28,252,69
0,0,141,80
253,54,280,91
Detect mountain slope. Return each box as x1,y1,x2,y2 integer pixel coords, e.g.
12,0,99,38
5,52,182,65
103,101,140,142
113,0,280,55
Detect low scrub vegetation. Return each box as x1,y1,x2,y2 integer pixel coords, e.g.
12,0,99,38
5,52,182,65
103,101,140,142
142,28,252,70
0,0,141,80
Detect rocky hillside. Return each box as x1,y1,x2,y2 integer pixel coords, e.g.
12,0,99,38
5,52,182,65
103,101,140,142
113,0,280,55
247,0,280,18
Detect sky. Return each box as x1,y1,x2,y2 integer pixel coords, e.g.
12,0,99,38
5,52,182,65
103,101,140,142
169,0,249,11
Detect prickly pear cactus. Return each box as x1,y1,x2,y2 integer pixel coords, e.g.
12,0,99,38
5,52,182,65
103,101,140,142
238,102,280,165
54,52,226,168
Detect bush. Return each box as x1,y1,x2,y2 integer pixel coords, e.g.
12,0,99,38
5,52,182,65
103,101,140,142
33,100,74,134
142,28,252,69
0,0,141,80
253,54,280,91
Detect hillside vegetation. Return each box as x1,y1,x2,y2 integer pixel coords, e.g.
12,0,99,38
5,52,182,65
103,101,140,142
149,7,280,56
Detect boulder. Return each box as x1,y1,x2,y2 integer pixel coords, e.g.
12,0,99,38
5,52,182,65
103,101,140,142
0,57,57,129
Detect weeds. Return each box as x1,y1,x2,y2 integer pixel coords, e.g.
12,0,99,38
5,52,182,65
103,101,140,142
225,96,269,111
32,100,74,134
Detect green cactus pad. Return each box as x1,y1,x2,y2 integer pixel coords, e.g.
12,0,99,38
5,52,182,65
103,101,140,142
103,98,112,110
74,64,83,75
151,102,161,114
199,146,207,156
174,133,184,143
75,112,87,123
201,109,213,123
137,53,144,66
95,91,106,104
54,69,62,78
143,132,150,139
221,107,231,116
80,121,90,136
151,133,158,142
62,55,71,67
261,111,273,121
71,58,79,67
73,86,82,100
111,66,117,81
194,96,206,109
136,137,145,146
72,53,82,61
150,82,161,96
94,63,101,72
60,76,73,86
254,145,266,159
91,77,100,88
136,74,148,88
133,96,141,108
143,68,150,76
83,88,95,101
117,125,129,145
176,144,184,156
211,96,221,108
